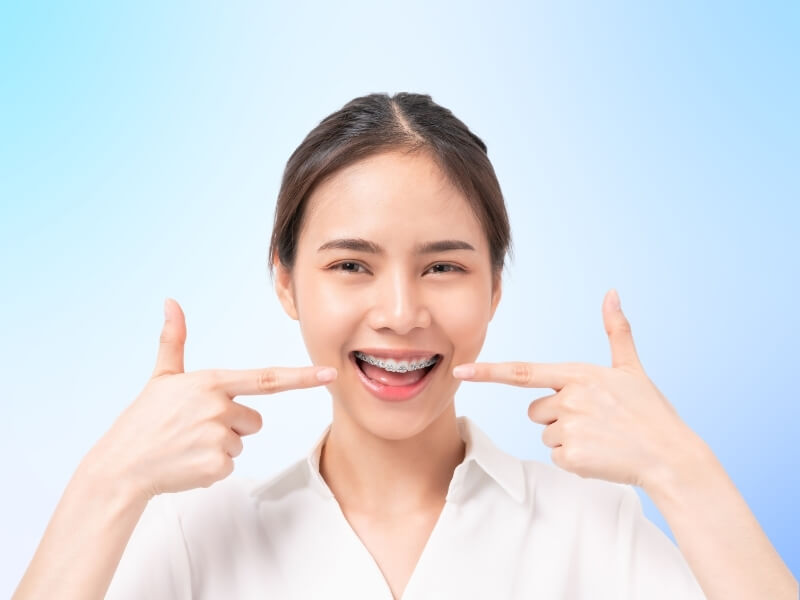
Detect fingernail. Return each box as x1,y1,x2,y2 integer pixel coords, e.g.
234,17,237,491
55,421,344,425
316,367,337,382
453,365,475,378
610,289,621,311
164,298,171,321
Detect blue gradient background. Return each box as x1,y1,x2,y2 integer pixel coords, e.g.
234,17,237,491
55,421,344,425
1,1,797,594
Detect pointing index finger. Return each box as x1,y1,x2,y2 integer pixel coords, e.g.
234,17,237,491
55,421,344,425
214,365,337,397
453,361,586,391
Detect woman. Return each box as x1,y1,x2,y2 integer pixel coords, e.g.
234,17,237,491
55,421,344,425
13,93,796,600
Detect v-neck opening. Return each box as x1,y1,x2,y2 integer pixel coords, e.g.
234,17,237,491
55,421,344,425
327,495,454,600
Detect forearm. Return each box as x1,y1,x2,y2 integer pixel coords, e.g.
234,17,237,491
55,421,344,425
12,448,150,600
644,433,798,600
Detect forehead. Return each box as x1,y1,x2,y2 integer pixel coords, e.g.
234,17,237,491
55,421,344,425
299,150,485,250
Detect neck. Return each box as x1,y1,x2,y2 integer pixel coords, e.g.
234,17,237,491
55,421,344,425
319,402,466,516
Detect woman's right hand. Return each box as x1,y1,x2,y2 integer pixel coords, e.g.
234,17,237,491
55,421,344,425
87,297,338,503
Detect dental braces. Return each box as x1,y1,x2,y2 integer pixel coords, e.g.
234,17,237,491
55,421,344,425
355,351,440,373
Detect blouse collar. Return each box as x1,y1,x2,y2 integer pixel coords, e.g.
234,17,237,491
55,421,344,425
305,415,527,506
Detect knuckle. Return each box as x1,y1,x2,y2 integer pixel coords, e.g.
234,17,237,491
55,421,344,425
191,369,219,391
599,388,619,410
220,454,235,477
511,363,533,385
212,395,232,418
250,409,264,433
230,436,244,458
561,418,579,439
257,368,280,393
199,455,223,487
158,328,175,345
159,328,185,347
567,364,593,385
561,445,583,469
204,370,223,390
561,392,581,412
216,423,233,445
551,446,565,469
206,422,230,445
231,404,263,436
200,400,225,423
208,452,231,479
540,427,552,447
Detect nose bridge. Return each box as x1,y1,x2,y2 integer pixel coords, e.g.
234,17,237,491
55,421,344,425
371,265,429,332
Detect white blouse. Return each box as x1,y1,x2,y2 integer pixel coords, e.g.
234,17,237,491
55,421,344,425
105,416,707,599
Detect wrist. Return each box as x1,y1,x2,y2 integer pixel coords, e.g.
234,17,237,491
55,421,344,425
641,428,721,506
78,442,153,508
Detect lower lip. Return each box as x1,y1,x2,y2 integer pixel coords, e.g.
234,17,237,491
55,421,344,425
350,352,441,402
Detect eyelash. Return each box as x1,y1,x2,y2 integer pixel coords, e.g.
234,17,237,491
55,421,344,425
328,261,466,275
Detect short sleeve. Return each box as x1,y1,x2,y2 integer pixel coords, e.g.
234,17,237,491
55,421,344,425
616,485,707,600
105,492,192,600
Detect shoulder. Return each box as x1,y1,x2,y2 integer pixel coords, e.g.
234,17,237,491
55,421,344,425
519,458,634,531
167,456,318,532
520,458,631,500
511,460,705,597
168,474,261,519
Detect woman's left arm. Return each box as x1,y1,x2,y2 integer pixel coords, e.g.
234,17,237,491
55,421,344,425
452,289,798,600
641,424,797,600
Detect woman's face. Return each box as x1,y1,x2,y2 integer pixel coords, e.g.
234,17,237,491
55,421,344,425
274,149,502,440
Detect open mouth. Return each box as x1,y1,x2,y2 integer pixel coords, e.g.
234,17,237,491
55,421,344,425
349,351,443,402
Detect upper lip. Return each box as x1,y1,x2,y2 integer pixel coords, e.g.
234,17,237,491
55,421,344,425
353,348,442,360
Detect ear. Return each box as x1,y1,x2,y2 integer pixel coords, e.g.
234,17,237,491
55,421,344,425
273,254,299,321
489,271,502,321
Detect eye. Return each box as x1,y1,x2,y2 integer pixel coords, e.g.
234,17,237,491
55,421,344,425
329,261,368,274
427,263,465,274
327,261,466,275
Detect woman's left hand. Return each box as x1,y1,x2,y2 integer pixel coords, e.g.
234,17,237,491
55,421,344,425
452,288,701,490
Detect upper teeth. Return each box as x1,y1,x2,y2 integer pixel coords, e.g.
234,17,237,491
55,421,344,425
355,351,439,373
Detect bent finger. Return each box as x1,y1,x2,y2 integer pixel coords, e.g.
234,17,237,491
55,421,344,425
227,403,264,437
528,392,560,425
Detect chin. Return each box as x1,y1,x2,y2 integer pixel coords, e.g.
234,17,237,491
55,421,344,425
332,394,456,443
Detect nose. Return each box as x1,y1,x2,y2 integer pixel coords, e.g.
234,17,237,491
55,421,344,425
366,268,432,335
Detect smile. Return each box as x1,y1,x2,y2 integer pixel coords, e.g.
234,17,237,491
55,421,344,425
349,351,442,402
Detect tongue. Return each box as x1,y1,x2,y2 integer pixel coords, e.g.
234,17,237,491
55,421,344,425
360,360,429,387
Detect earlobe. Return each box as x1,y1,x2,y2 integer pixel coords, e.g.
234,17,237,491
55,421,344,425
273,258,299,321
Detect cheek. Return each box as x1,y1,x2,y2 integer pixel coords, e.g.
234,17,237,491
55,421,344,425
433,289,492,356
298,276,347,315
295,278,359,360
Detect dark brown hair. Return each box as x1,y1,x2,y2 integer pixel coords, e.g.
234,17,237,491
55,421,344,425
267,92,513,289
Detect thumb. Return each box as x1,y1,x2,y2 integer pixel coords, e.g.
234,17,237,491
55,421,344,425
152,297,187,378
603,288,643,371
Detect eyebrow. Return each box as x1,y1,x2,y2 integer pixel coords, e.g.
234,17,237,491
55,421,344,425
317,238,476,255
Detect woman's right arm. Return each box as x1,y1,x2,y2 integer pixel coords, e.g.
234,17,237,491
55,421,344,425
11,297,337,599
11,445,150,600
